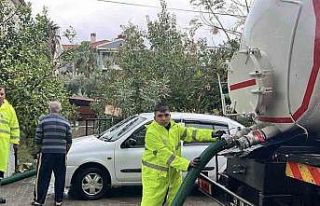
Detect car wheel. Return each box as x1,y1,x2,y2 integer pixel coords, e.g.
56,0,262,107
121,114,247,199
72,167,109,200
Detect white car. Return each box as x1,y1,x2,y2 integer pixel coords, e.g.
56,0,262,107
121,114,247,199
66,112,243,200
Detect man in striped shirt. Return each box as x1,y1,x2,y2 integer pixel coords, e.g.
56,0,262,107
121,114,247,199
32,101,72,206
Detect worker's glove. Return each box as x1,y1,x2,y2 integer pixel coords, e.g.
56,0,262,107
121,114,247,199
188,157,201,170
212,130,226,139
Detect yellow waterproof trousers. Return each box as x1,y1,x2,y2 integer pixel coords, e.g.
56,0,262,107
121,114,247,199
141,166,182,206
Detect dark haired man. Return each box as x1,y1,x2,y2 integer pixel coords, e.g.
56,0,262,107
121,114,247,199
141,102,225,206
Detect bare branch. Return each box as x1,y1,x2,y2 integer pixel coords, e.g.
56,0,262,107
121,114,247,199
230,0,246,8
198,12,241,39
244,0,250,14
98,0,246,18
200,13,216,28
213,26,242,36
0,8,19,26
204,0,231,41
229,0,246,16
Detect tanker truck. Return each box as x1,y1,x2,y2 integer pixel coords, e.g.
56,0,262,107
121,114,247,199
172,0,320,205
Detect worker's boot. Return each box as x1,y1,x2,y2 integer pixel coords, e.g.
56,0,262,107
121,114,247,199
0,178,6,204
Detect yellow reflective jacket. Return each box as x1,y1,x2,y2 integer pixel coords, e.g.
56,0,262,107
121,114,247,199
0,99,20,172
141,120,216,174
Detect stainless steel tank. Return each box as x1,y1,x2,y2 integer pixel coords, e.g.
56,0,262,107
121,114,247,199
228,0,320,148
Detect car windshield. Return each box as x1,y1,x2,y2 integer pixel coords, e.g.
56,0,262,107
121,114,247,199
99,115,146,142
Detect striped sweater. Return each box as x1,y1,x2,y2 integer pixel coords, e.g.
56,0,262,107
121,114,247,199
35,113,72,154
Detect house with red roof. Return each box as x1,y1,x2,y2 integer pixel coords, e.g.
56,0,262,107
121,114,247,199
61,33,125,72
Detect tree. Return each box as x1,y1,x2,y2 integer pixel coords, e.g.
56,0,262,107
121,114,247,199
44,12,61,62
190,0,252,40
0,1,72,147
58,42,97,76
56,0,241,118
58,40,100,97
91,0,230,116
73,42,98,78
145,0,225,112
94,24,170,116
63,26,77,44
187,0,248,114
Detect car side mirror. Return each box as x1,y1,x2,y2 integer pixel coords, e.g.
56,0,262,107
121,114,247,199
126,138,137,148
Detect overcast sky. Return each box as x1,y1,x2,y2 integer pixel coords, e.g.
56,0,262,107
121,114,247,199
27,0,226,45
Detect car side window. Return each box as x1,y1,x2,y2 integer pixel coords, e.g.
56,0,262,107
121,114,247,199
130,126,147,147
183,120,228,145
123,119,182,148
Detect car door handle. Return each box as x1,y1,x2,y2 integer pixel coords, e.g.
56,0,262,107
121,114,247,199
120,169,141,173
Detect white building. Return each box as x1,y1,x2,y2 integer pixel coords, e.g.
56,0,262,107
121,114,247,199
96,38,125,70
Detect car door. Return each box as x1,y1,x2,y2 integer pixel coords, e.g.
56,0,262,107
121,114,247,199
114,118,182,184
181,119,229,180
114,123,148,184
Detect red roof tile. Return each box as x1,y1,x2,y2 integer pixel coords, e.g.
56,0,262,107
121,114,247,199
90,40,109,49
62,44,79,51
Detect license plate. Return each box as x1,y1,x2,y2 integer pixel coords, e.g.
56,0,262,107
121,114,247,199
197,176,212,195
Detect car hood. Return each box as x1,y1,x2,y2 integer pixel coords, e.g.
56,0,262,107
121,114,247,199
72,135,98,143
68,135,113,155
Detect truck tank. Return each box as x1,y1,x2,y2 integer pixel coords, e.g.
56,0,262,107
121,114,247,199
228,0,320,148
172,2,320,205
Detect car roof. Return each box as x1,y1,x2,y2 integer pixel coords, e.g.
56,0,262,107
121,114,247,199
139,112,244,128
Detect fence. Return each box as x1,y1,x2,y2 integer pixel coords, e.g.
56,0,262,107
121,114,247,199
71,117,122,138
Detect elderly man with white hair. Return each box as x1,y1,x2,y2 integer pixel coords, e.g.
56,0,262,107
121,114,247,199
32,101,72,206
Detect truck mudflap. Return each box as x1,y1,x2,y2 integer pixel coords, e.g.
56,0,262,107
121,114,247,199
286,161,320,186
197,173,255,206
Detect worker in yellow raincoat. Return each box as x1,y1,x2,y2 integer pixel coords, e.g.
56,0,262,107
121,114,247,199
141,102,225,206
0,85,20,204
